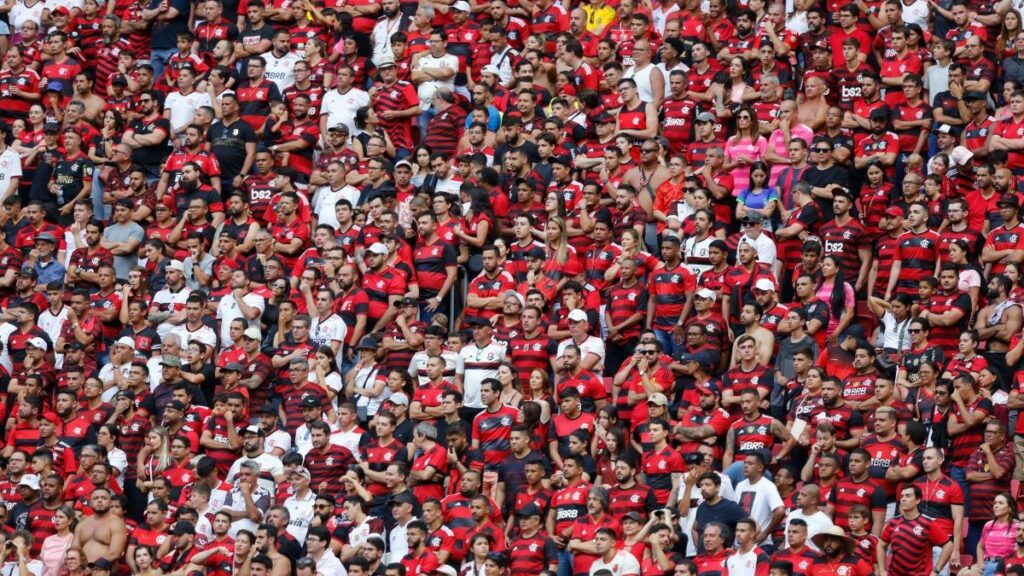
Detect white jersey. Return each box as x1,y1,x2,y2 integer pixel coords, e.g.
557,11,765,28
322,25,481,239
263,50,303,91
283,490,317,543
589,551,641,576
152,286,191,338
164,90,213,133
321,87,370,136
312,185,361,229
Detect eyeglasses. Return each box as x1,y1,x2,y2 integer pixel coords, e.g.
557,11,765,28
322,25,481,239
641,148,658,153
641,350,658,355
743,222,758,227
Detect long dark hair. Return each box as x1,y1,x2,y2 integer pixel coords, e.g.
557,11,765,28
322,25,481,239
823,255,847,319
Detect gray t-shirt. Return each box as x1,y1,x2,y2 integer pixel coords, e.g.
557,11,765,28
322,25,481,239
102,222,145,279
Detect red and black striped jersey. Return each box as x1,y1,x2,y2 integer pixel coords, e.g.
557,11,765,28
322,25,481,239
881,513,949,576
861,434,906,499
472,405,519,469
828,477,886,531
949,396,993,466
508,332,557,388
913,473,963,535
509,531,558,576
892,229,941,295
414,240,458,298
649,264,697,331
819,217,869,281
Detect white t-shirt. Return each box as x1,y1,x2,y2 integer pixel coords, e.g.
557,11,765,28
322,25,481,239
413,53,458,110
321,87,370,136
226,452,284,493
731,477,785,545
784,510,834,550
164,90,213,133
216,292,266,346
312,185,360,229
589,551,641,576
557,336,606,373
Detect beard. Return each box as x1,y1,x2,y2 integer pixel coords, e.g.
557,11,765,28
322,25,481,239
182,178,199,193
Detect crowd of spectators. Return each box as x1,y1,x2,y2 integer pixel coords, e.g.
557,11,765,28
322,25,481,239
2,0,1024,576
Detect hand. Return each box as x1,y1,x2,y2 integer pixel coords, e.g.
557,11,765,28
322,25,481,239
66,307,78,324
810,442,822,455
224,409,234,423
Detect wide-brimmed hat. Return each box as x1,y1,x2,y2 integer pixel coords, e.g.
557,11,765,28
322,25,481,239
811,526,856,553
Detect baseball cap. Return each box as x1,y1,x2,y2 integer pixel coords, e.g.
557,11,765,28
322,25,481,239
165,400,187,412
34,232,57,243
950,146,974,166
243,326,263,341
160,356,181,368
695,288,717,302
87,559,113,571
964,91,987,101
999,194,1021,209
18,474,40,491
171,521,196,536
647,392,669,406
45,80,63,92
452,0,470,10
884,206,904,218
695,112,716,123
754,278,776,292
26,337,46,350
366,242,388,255
43,122,60,133
480,65,501,77
697,380,722,396
300,396,321,409
526,246,545,259
243,425,264,436
165,260,185,272
517,503,543,518
355,336,379,350
869,107,889,121
41,411,60,426
223,362,244,372
567,309,589,323
291,466,311,480
388,392,410,406
115,336,136,350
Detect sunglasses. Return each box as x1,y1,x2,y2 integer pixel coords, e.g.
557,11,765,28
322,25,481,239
813,148,831,153
908,328,924,333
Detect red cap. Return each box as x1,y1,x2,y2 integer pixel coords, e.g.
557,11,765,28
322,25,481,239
41,412,60,426
884,206,904,218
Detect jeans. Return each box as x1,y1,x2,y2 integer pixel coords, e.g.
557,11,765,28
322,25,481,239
91,176,110,221
148,47,177,82
951,465,970,511
418,107,436,141
654,328,683,360
557,548,573,576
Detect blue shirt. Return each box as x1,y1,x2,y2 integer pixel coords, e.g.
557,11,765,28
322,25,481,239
26,259,65,286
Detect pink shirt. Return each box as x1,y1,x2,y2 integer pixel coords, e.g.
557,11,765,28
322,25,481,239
815,281,855,333
724,136,768,194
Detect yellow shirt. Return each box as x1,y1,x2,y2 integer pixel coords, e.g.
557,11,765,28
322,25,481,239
582,4,617,33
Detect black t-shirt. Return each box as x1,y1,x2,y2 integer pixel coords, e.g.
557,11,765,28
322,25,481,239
129,115,171,173
208,119,257,184
800,164,850,221
147,0,192,49
53,154,94,207
29,147,62,202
